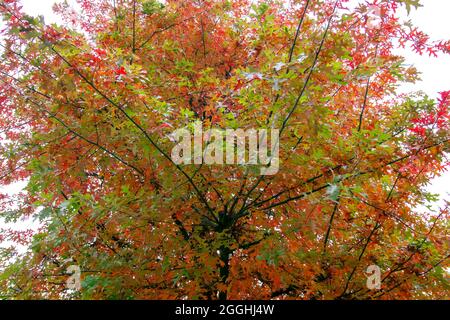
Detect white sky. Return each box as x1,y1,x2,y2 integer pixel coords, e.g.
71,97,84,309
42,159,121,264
0,0,449,235
391,0,450,206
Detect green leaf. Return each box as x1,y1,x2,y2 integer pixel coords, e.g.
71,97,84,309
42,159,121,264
396,0,422,14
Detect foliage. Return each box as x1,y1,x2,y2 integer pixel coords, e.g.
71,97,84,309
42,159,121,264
0,0,449,300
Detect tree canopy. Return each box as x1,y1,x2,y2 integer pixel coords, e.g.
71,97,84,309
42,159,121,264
0,0,448,299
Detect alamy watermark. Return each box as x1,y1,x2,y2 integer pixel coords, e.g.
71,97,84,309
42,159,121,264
366,265,381,290
66,265,81,291
170,123,280,175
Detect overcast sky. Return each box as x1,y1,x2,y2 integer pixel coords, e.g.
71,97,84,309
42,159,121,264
1,0,449,233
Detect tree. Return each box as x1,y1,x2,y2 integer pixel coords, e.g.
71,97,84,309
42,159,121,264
0,0,448,300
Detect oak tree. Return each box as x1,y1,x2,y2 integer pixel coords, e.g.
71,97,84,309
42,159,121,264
0,0,448,299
